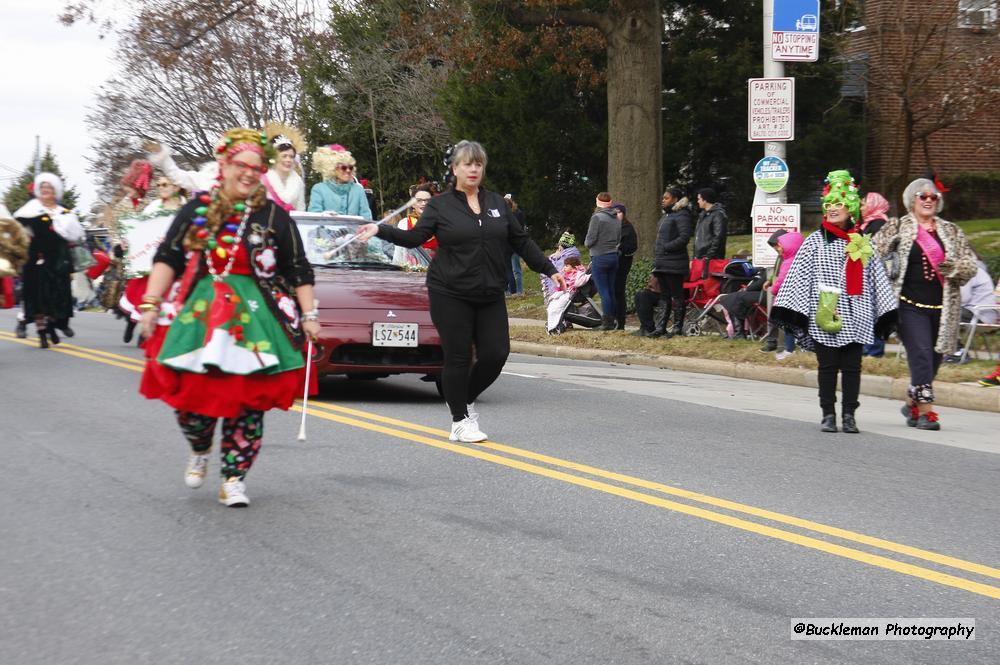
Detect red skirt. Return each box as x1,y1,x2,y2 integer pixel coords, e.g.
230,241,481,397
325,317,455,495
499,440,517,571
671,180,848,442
139,325,319,418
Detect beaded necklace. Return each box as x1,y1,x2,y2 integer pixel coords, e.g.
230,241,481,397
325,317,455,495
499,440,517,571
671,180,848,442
190,187,253,282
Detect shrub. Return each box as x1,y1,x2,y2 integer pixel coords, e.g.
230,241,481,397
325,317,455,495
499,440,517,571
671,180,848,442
943,172,1000,221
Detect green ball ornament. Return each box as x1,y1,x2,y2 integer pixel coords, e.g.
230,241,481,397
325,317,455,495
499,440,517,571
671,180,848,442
195,206,209,216
208,238,218,250
221,235,235,244
233,202,246,212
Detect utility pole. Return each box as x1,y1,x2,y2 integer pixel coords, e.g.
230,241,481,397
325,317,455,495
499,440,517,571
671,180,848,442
33,135,41,175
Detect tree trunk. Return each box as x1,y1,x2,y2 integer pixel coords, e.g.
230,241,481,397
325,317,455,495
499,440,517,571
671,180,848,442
605,0,662,258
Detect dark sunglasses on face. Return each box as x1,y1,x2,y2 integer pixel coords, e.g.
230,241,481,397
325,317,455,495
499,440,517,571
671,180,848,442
917,192,941,202
336,165,355,172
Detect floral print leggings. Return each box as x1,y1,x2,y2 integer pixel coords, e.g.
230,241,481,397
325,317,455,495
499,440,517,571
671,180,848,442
175,409,264,479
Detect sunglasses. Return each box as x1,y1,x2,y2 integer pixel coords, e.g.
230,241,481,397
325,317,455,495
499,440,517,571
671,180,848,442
917,192,941,202
227,159,267,174
822,201,847,211
336,165,355,172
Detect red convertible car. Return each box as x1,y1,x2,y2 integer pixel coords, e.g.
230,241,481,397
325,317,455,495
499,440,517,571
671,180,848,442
292,213,443,394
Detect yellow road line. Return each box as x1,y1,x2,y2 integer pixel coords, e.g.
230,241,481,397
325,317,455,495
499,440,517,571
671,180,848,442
0,334,145,372
4,334,998,598
305,400,1000,582
293,404,1000,600
0,331,146,367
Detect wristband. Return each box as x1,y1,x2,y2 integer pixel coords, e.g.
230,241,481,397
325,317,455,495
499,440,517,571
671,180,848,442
138,303,159,313
141,294,163,304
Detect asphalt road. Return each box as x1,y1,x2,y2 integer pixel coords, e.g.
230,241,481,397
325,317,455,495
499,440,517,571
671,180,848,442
1,309,998,664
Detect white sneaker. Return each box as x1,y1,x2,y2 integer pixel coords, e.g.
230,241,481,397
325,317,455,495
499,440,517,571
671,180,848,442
218,477,249,507
775,350,794,361
184,453,211,488
466,403,479,424
449,417,487,443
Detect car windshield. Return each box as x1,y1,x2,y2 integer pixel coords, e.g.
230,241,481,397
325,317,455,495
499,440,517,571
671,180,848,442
291,214,430,271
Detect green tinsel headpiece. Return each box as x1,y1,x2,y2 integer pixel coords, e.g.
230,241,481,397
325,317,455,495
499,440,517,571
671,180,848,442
822,169,861,222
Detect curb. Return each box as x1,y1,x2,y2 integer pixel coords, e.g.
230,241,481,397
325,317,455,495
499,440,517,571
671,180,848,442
509,341,1000,414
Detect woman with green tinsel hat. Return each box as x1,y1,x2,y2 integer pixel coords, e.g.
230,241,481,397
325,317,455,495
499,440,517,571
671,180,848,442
771,169,897,434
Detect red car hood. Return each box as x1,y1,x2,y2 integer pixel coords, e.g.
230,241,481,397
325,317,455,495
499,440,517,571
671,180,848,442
313,268,430,310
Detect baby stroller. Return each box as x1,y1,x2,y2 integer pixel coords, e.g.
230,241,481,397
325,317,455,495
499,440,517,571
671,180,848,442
683,257,765,337
547,271,603,334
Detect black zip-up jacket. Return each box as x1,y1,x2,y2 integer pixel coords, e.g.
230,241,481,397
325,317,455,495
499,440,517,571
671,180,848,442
693,203,728,259
376,188,556,301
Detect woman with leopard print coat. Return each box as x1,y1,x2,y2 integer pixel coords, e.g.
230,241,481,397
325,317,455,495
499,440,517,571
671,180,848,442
873,178,977,431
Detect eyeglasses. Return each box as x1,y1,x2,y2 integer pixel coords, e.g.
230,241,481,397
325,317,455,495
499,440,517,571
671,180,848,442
156,182,171,187
336,165,355,172
917,192,941,202
822,201,847,211
226,160,267,174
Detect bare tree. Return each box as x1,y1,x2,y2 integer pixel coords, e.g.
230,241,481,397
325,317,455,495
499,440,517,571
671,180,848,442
84,2,331,199
863,0,1000,201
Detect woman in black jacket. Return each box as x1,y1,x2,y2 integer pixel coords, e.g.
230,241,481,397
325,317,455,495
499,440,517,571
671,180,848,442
611,203,637,330
358,141,565,442
646,187,694,337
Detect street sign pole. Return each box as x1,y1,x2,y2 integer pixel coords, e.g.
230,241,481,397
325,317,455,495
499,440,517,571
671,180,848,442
761,0,786,206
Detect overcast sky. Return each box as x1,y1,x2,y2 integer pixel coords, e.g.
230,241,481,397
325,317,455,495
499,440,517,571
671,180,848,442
0,1,114,212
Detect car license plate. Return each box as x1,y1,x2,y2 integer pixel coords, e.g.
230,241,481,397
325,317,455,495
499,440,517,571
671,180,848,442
372,322,418,347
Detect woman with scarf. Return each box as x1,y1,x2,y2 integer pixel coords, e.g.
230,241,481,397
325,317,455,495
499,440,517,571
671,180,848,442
261,122,307,212
13,173,85,347
771,170,897,434
307,144,373,218
859,192,892,356
138,127,319,507
873,178,977,431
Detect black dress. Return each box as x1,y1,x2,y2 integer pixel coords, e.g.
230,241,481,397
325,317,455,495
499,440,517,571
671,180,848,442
18,213,75,326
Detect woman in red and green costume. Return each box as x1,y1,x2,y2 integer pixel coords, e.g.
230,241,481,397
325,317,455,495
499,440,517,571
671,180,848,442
138,127,320,507
771,170,897,434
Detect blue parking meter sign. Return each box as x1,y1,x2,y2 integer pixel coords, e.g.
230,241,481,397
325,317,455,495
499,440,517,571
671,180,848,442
772,0,820,62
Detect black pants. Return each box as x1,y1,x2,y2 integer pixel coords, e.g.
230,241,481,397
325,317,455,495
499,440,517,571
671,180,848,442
634,288,660,331
898,302,942,403
815,342,863,416
429,292,510,420
614,255,634,327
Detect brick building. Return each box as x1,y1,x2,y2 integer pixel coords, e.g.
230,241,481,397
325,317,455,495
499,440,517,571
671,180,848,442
842,0,1000,215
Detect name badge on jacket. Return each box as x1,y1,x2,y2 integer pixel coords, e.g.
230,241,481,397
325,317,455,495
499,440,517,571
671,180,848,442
488,208,501,218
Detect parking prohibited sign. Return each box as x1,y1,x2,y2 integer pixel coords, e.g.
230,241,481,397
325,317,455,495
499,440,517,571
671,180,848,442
748,77,795,142
772,0,820,62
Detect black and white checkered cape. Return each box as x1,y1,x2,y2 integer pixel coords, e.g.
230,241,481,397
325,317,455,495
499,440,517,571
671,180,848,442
772,230,897,350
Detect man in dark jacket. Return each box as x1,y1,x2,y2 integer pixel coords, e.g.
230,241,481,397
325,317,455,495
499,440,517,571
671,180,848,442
648,187,694,337
693,187,728,260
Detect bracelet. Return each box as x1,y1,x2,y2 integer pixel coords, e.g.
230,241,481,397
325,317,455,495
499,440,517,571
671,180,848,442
141,294,163,304
138,303,159,313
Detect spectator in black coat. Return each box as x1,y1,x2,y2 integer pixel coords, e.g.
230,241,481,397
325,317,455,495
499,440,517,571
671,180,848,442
650,187,694,337
694,187,728,260
611,203,637,330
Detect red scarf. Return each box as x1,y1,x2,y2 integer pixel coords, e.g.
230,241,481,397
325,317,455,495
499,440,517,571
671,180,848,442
822,220,864,296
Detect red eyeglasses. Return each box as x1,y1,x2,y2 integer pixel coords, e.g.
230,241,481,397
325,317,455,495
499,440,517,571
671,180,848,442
917,192,941,202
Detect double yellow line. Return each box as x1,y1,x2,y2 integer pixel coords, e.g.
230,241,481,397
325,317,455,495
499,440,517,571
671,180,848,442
3,331,1000,600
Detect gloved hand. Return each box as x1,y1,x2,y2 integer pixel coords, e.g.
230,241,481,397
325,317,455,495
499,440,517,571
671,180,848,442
816,285,843,333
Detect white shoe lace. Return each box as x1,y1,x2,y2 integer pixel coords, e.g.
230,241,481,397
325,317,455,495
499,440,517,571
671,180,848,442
186,454,209,477
223,478,246,499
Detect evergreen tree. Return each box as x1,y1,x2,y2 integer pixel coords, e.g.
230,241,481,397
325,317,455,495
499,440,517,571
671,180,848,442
3,147,79,212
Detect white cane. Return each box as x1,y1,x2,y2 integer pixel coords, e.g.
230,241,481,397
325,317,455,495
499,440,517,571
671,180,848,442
297,337,314,441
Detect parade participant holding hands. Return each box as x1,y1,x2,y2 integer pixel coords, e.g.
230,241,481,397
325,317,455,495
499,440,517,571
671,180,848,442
772,170,897,434
874,178,977,430
307,144,373,218
356,140,565,442
138,128,319,508
262,121,307,212
14,173,84,347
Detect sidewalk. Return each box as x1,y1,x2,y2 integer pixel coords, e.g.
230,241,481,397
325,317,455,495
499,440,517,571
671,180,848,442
508,317,1000,414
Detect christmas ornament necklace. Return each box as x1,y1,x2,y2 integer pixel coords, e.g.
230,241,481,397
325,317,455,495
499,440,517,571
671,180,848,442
190,188,253,281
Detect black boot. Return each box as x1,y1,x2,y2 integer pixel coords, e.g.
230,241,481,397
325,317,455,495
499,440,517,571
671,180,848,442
48,327,60,345
600,315,616,331
821,413,838,433
731,316,746,340
38,329,49,349
15,319,27,339
667,301,686,337
123,320,136,344
842,413,859,434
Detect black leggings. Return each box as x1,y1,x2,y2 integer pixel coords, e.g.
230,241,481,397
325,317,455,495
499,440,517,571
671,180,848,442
429,292,510,420
614,255,633,326
815,342,863,416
